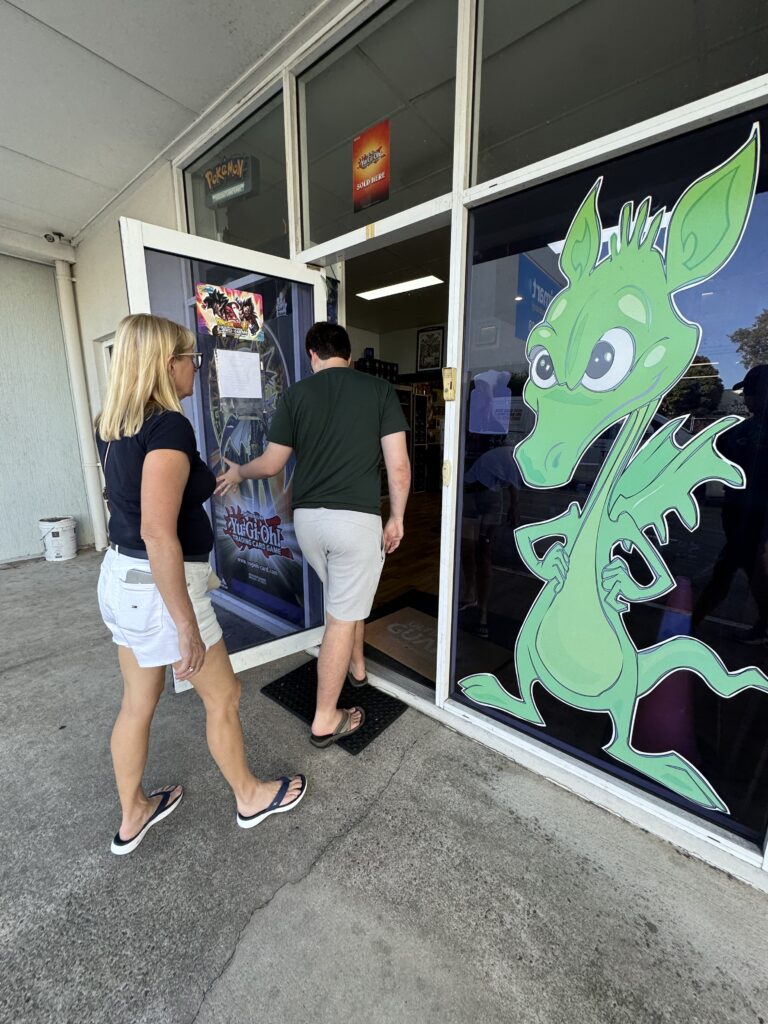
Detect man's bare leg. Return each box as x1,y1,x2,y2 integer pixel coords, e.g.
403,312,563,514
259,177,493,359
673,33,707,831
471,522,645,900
349,620,366,682
312,612,363,736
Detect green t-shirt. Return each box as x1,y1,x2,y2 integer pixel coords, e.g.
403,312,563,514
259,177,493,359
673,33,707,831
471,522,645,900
268,368,409,514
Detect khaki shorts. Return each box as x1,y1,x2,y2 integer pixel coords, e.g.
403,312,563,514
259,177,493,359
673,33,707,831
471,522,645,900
294,508,384,621
97,547,223,668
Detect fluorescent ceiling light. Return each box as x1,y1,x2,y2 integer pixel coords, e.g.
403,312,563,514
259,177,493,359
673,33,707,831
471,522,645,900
357,275,443,301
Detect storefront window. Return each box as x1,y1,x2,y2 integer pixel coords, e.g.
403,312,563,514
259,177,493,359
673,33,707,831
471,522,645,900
454,105,768,845
185,94,290,258
298,0,457,247
474,0,768,185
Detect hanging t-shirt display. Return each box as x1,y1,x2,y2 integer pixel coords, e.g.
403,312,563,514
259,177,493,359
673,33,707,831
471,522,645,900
468,370,512,435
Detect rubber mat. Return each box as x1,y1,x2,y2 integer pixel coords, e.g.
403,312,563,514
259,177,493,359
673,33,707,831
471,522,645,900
261,661,408,754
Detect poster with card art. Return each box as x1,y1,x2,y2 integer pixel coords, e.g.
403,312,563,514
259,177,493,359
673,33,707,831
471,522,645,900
416,326,444,372
195,284,264,342
353,120,390,213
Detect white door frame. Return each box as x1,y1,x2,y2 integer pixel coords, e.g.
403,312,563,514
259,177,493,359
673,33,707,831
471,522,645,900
118,216,327,672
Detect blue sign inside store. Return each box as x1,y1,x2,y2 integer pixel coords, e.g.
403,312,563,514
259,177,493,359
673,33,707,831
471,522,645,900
515,253,559,341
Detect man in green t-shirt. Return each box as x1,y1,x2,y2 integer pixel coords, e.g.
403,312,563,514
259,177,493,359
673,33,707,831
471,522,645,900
216,322,411,747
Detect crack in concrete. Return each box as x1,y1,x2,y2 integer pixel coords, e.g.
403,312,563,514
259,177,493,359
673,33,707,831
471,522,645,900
187,726,426,1024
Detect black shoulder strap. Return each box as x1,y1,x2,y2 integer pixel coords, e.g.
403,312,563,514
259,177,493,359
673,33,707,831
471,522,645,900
101,441,112,503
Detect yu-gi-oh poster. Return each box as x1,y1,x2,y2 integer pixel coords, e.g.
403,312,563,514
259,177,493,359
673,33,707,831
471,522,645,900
194,283,282,464
194,282,311,626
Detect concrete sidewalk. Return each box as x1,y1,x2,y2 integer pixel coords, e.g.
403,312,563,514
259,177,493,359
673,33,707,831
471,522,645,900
1,550,766,1024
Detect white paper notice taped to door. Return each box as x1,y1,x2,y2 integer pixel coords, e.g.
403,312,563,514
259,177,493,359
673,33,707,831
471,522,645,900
214,349,262,399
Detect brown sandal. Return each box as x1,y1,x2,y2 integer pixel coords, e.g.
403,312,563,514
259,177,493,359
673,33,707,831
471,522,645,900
309,707,366,748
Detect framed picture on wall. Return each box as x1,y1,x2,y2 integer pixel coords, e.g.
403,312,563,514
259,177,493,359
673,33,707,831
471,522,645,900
416,325,444,372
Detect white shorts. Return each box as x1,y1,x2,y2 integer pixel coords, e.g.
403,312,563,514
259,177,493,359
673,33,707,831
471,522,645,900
294,508,385,621
97,547,223,668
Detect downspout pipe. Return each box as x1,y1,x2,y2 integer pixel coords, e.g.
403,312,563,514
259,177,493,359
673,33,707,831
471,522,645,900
54,259,108,551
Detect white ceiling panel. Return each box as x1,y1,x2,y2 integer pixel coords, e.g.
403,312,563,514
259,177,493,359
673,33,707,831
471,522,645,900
0,195,82,238
0,0,332,239
480,0,578,59
303,48,404,153
358,0,456,99
188,95,286,171
0,148,115,231
9,0,323,112
0,2,195,189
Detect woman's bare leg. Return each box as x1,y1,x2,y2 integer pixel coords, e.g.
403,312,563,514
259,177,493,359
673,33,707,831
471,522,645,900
188,639,302,815
112,645,181,839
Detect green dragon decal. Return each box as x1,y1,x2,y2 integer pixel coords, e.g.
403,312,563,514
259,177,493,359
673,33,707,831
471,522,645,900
459,127,765,814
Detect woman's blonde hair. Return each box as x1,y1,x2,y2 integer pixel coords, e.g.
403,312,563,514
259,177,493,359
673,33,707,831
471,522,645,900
98,314,195,440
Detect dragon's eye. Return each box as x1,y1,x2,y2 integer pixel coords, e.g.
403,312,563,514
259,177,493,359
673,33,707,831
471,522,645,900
581,328,634,392
529,346,557,389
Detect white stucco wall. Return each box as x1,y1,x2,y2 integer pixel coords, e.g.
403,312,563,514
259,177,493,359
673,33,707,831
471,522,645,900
347,325,379,361
74,162,179,416
379,328,419,374
0,254,91,561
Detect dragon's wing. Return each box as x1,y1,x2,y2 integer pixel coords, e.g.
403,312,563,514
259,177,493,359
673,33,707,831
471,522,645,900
610,415,744,544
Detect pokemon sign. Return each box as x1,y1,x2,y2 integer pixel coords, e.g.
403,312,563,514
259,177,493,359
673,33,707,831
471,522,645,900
202,155,257,207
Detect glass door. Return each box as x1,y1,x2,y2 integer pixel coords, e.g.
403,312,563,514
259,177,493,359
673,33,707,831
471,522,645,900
119,218,327,674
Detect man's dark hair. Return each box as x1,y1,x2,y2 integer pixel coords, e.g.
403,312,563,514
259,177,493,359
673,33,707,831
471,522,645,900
305,322,351,361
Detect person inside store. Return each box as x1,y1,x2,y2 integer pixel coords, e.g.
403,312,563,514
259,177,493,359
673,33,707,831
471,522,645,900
216,321,411,747
460,443,521,638
692,363,768,644
96,313,307,855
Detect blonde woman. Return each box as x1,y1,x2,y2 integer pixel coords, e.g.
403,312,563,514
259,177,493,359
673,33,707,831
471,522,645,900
96,314,306,855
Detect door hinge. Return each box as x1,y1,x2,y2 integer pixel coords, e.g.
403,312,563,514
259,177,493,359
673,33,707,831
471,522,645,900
442,367,456,401
442,460,451,486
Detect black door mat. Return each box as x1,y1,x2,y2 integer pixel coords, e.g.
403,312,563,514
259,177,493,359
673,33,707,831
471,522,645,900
261,661,408,754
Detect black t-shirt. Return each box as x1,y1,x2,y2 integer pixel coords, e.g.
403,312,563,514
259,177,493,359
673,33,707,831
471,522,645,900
96,411,215,557
267,368,409,515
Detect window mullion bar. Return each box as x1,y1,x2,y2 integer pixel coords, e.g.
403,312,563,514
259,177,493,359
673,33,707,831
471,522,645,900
435,0,479,709
283,68,303,260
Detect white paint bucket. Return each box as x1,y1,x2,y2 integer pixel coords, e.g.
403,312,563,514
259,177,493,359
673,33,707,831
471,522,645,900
39,516,77,561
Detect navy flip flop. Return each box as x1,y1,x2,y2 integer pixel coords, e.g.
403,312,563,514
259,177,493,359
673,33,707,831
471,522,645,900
110,785,183,856
237,774,308,829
